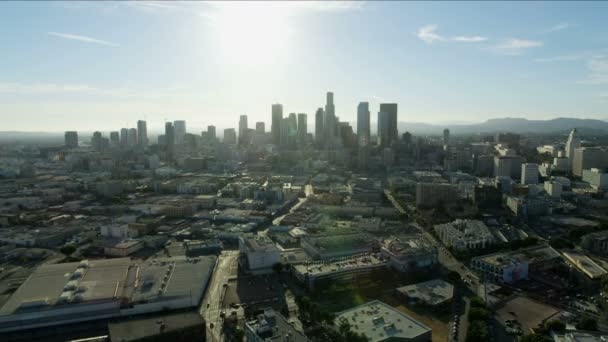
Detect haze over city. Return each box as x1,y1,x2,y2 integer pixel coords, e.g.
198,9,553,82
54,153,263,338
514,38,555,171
2,2,608,342
1,1,608,131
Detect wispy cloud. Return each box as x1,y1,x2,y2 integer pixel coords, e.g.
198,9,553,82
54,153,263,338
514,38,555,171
417,25,445,44
47,32,117,46
542,22,575,34
452,36,487,43
490,39,543,55
579,56,608,85
417,25,487,44
0,82,96,94
534,54,586,62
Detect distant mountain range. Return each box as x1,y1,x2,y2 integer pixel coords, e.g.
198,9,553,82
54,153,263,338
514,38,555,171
395,117,608,135
1,117,607,143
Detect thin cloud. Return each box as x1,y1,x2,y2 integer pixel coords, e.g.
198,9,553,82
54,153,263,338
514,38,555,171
534,54,586,62
417,25,445,44
579,56,608,85
542,22,575,34
47,32,117,46
490,39,543,55
451,36,487,43
417,25,487,44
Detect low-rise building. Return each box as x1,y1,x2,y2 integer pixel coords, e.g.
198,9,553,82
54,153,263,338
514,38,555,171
396,279,454,308
239,235,281,274
301,233,375,260
562,250,607,281
582,168,608,190
335,300,432,342
380,235,438,272
581,230,608,255
415,182,458,208
434,220,494,251
470,245,561,284
245,308,309,342
292,254,387,290
104,239,144,257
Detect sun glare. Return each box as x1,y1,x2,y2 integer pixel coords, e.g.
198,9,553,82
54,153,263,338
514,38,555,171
209,3,292,67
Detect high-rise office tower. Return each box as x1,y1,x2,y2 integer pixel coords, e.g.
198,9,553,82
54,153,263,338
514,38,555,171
91,131,103,151
239,115,248,145
173,120,186,145
521,163,539,185
280,118,290,147
324,92,336,145
207,125,216,140
378,103,398,147
223,128,237,145
109,131,119,147
120,128,128,147
297,113,307,144
137,120,148,147
443,128,450,147
356,102,370,147
128,128,137,147
255,122,265,134
64,131,78,148
572,147,608,177
315,108,324,144
271,104,283,145
165,122,175,160
565,128,580,162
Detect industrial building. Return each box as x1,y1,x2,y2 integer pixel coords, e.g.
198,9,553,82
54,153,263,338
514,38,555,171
396,279,454,308
0,256,216,333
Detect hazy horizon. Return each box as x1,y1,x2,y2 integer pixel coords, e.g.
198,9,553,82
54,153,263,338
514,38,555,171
1,1,608,131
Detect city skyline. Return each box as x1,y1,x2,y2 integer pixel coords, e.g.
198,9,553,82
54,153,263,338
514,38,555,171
1,1,608,131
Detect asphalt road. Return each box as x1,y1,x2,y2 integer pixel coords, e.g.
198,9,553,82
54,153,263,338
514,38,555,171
199,250,239,342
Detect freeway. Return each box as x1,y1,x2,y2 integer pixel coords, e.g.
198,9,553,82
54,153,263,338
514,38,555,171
199,250,240,342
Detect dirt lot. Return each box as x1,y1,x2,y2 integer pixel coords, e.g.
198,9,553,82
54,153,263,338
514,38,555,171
495,296,560,334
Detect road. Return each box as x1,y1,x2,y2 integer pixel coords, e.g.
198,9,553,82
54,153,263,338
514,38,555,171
384,190,480,292
199,250,239,342
272,184,313,226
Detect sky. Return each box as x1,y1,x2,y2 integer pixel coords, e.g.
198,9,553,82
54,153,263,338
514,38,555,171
0,1,607,132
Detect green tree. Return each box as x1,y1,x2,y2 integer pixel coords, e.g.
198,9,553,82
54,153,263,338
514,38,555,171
544,319,566,333
576,316,598,331
470,296,486,308
60,244,76,256
520,334,551,342
466,320,489,342
468,307,490,321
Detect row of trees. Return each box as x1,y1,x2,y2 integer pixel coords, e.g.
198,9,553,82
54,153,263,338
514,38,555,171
465,297,491,342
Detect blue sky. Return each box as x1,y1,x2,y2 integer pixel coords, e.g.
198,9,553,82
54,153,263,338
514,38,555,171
0,1,607,132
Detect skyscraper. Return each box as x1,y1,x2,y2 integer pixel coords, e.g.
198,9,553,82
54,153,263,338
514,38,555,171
297,113,307,144
521,163,539,185
110,131,119,148
137,120,148,147
128,128,137,147
271,104,283,145
207,125,216,140
324,92,336,145
64,131,78,148
120,128,128,147
224,128,237,145
173,120,186,145
356,102,370,147
255,122,265,133
165,122,175,160
239,115,248,145
315,108,324,144
443,128,450,147
91,131,103,151
378,103,398,147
